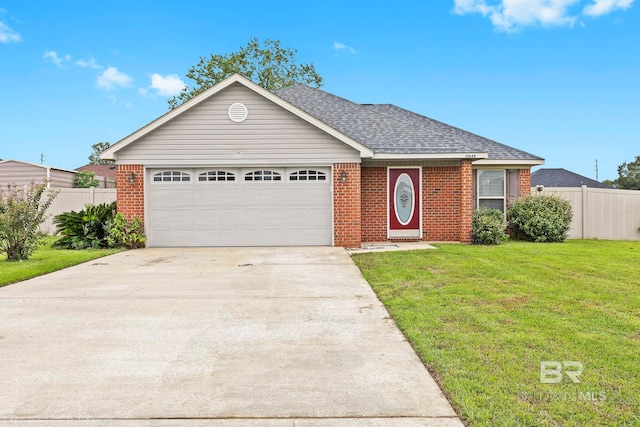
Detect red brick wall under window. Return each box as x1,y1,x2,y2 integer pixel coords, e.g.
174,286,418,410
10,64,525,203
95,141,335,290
333,163,361,247
116,164,144,225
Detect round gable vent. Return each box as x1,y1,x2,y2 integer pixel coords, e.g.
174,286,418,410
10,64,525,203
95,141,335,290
228,103,248,123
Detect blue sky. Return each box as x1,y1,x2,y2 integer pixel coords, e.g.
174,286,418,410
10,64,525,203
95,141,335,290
1,0,638,181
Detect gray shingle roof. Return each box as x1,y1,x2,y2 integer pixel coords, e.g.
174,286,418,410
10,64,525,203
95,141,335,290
531,168,613,188
275,84,543,161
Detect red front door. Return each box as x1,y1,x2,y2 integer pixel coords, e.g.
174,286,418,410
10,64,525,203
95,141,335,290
388,168,421,238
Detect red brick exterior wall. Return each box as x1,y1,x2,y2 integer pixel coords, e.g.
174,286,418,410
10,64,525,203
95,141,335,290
333,163,361,247
116,164,144,224
358,162,474,243
423,165,463,242
361,167,387,242
519,168,531,196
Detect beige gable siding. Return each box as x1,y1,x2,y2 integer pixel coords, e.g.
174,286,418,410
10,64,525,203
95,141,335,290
116,83,360,166
0,161,48,187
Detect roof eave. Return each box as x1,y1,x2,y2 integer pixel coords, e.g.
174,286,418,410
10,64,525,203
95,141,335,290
101,74,374,160
473,159,545,166
371,152,488,160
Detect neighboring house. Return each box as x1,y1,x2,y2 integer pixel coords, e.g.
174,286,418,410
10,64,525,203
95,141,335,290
75,164,117,188
531,168,613,189
101,74,543,248
0,159,77,188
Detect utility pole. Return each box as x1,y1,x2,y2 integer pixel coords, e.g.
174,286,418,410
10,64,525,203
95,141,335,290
40,153,45,165
594,159,599,181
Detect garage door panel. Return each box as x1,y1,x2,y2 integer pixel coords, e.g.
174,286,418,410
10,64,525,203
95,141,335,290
148,209,194,229
193,186,237,207
170,229,195,246
147,167,332,246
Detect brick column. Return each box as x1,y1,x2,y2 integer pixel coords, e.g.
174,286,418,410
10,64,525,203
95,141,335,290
519,168,531,196
116,164,144,224
333,163,361,248
460,160,473,243
360,166,387,242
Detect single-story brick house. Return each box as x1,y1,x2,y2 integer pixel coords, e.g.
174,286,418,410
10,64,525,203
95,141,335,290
101,74,543,247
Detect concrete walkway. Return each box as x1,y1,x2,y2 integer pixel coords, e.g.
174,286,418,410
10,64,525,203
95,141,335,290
0,247,463,426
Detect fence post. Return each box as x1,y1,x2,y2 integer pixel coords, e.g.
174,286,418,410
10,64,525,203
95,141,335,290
90,186,95,205
581,185,588,239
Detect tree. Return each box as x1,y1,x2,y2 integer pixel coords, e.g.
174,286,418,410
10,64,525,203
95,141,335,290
0,184,57,261
612,155,640,190
88,142,113,165
168,38,323,109
75,171,100,188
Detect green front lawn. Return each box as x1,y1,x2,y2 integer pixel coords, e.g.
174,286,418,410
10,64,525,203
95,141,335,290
352,240,640,427
0,237,123,287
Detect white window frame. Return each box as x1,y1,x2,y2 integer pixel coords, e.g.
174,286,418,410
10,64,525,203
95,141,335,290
243,169,283,182
197,170,237,183
288,169,328,182
477,169,506,213
151,170,192,183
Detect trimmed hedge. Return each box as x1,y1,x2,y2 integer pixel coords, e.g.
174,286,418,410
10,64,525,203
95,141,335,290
507,194,573,242
472,208,508,245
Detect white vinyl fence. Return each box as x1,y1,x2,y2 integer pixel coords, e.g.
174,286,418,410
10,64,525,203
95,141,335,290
531,186,640,240
41,187,117,235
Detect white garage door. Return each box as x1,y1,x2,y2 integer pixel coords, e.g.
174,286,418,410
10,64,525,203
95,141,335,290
146,167,332,247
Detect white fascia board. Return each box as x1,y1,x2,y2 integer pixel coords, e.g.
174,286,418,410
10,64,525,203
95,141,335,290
371,152,488,160
100,73,374,160
473,159,545,166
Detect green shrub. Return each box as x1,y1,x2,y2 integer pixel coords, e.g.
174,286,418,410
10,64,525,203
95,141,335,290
507,194,573,242
74,171,99,188
53,202,116,249
105,212,146,249
472,208,507,245
0,184,57,261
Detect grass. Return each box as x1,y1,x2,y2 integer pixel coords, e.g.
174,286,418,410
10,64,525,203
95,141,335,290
0,237,123,287
352,240,640,427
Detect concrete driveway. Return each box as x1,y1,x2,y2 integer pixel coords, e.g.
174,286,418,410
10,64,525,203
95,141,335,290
0,247,463,426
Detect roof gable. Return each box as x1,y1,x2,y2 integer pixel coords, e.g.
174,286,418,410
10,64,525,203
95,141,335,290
101,74,373,160
101,74,543,165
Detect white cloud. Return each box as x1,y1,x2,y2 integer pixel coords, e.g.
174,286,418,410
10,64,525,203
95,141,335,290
0,21,20,43
75,57,102,69
43,51,71,66
96,66,133,90
583,0,634,16
453,0,634,31
333,42,357,54
148,73,186,96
